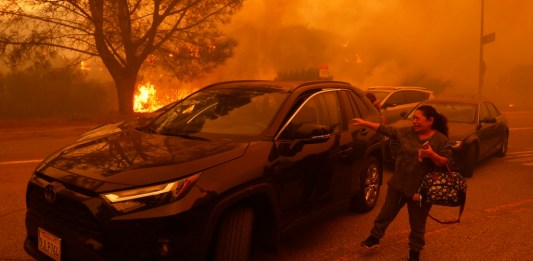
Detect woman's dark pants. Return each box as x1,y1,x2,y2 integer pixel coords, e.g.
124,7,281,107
370,185,431,252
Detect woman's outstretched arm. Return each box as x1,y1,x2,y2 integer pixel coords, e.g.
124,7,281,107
352,118,380,130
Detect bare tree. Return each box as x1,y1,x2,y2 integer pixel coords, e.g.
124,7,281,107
0,0,243,114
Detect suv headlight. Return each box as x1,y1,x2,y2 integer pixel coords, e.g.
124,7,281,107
102,173,201,214
449,140,463,149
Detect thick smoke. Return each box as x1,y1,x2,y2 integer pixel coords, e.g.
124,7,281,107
195,0,533,108
5,0,531,118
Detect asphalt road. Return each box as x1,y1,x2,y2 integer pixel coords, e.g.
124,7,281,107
1,112,532,261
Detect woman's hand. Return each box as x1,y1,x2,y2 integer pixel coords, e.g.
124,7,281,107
419,144,447,166
352,118,380,130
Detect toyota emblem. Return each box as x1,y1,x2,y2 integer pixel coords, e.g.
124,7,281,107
44,185,57,203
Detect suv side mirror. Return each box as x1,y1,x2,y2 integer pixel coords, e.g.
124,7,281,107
294,123,330,141
277,123,331,156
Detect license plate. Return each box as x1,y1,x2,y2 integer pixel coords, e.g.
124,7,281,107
38,228,61,261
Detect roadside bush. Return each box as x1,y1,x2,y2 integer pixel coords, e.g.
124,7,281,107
0,66,116,119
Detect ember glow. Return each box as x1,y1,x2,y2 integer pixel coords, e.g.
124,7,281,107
133,82,190,113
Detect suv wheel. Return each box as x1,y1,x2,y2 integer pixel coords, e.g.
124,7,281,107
214,207,254,261
351,156,381,212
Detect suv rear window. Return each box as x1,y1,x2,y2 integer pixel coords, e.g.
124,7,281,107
348,91,371,116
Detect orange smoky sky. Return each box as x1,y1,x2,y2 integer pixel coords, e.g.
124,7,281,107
197,0,533,99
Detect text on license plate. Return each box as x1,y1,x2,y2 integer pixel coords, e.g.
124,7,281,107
38,228,61,261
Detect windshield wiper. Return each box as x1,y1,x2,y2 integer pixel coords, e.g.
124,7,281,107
135,126,157,134
163,132,210,141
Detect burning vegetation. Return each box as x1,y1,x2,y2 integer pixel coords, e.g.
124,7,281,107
133,83,191,113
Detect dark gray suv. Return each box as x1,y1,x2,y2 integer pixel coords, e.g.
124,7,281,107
24,80,385,261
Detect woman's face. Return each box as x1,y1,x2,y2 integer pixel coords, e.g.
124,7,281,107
412,109,434,133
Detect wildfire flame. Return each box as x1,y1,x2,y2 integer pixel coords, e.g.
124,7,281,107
133,82,190,113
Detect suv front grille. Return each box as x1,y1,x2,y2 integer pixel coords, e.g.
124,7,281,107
27,183,104,239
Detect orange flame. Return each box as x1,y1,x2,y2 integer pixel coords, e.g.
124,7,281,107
133,82,190,113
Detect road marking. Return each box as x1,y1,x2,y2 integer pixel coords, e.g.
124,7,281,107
506,156,533,162
0,159,41,166
484,199,533,213
505,151,533,167
504,111,533,114
509,127,533,131
506,150,533,155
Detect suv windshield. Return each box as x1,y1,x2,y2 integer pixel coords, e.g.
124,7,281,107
146,88,288,138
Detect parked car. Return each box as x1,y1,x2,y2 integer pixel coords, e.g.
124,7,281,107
24,80,385,261
388,97,509,177
365,86,433,124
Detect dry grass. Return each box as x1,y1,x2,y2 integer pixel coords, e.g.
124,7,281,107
0,113,138,130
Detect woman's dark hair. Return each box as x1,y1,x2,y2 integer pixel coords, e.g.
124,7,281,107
417,105,448,137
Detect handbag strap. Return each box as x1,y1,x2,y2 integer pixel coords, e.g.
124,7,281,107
424,162,466,224
425,194,466,224
433,160,452,173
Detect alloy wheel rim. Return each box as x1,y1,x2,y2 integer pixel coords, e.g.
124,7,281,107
364,163,379,205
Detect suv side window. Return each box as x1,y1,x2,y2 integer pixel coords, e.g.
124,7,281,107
339,91,356,130
318,91,342,132
348,91,369,116
278,91,342,140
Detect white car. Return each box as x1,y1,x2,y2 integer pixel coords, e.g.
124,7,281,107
365,86,433,124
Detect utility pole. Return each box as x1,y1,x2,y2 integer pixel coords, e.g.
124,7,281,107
478,0,485,97
479,0,496,97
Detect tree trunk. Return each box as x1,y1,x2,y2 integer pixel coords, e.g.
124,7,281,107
114,73,137,115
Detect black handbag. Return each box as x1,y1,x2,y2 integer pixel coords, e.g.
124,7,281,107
417,164,467,224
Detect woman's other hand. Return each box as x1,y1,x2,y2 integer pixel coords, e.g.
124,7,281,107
418,144,434,159
352,118,365,126
412,193,421,202
419,144,448,166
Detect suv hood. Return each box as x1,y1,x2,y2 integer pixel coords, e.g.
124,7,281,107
38,126,249,192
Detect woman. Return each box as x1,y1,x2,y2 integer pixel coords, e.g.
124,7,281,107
352,105,453,261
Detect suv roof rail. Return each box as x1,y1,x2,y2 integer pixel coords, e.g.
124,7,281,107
203,80,270,88
203,80,352,90
298,80,351,87
367,86,430,91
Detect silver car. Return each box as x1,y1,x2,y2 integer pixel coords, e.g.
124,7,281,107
365,86,433,124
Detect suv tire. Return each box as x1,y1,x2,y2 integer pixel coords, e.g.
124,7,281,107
351,156,381,212
214,207,254,261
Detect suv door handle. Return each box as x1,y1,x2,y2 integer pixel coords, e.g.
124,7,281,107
338,147,353,158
